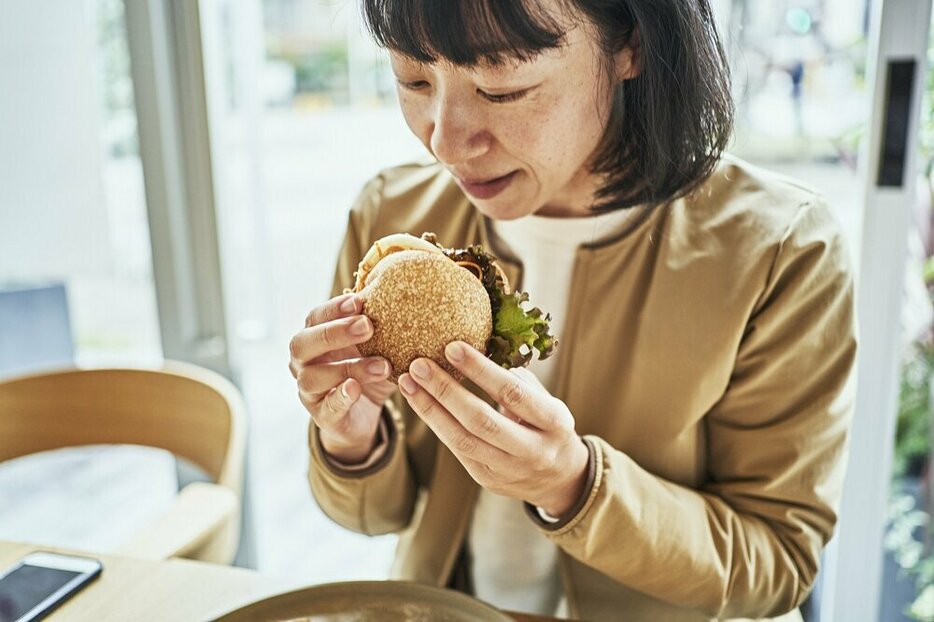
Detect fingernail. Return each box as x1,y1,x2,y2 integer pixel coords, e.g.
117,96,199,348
367,359,388,376
411,359,430,381
340,296,356,314
340,380,350,398
446,342,465,362
349,317,370,336
399,374,417,395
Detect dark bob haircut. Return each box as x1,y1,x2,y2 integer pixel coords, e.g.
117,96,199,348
361,0,734,212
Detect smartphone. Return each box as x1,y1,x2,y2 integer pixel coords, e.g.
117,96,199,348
0,552,103,622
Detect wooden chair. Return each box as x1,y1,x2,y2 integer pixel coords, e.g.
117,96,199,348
0,361,246,565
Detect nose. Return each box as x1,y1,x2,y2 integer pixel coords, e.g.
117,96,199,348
428,94,490,166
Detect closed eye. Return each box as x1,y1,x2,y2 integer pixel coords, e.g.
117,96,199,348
478,88,530,104
397,79,430,91
396,79,533,103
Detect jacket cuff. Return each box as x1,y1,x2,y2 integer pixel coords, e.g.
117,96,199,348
313,406,396,479
525,436,598,532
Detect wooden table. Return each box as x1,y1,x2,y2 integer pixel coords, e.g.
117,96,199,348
0,541,556,621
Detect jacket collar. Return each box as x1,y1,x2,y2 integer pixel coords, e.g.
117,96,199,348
469,198,666,293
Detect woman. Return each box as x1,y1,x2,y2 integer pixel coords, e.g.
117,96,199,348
288,1,856,620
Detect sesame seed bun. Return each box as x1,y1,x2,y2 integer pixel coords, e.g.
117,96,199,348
357,250,492,383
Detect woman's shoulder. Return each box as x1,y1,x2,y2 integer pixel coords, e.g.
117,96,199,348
652,154,855,307
685,153,848,255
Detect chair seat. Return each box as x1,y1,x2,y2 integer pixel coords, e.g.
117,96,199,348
0,445,177,553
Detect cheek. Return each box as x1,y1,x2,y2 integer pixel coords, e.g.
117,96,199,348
549,86,613,162
506,96,605,171
398,95,432,144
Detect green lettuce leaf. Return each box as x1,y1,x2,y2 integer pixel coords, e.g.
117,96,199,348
487,289,558,369
427,232,558,369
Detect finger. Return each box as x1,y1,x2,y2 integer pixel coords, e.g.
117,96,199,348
289,315,373,364
305,293,360,328
444,341,561,430
509,367,548,394
297,357,391,399
314,378,361,429
398,372,510,466
407,358,535,452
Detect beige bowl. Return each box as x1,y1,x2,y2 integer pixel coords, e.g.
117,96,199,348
210,580,513,622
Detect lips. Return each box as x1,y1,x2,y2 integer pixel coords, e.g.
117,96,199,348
459,172,512,184
456,170,518,200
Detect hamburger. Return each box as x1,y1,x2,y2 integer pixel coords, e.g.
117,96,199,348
347,232,557,383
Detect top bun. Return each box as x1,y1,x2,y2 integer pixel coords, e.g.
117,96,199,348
356,249,492,383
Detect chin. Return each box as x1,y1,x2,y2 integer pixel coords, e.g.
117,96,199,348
472,197,537,221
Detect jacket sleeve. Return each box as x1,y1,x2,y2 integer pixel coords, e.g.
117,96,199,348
306,175,419,535
533,201,857,618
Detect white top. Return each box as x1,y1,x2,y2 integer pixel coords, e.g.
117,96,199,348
468,206,636,617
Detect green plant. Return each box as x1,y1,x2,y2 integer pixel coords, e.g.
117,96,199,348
894,342,934,478
912,586,934,622
921,42,934,176
292,44,350,95
887,489,934,621
885,268,934,620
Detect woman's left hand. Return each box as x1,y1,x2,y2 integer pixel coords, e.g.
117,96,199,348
398,341,590,518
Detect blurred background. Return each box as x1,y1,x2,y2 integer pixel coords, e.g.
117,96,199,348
1,0,931,620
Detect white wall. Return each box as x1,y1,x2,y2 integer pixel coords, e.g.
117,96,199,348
0,0,110,282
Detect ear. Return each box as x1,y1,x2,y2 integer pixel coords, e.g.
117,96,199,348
614,30,642,81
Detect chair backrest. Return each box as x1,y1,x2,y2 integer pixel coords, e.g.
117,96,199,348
0,361,246,494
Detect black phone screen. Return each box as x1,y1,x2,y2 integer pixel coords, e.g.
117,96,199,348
0,564,83,622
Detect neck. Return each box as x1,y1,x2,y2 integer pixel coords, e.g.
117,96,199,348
535,170,605,218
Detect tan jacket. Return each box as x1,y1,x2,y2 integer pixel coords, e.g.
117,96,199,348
307,154,857,621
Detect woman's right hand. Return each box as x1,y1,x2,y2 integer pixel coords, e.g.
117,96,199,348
289,292,396,464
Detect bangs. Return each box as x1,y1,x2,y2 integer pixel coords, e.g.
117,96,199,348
361,0,569,66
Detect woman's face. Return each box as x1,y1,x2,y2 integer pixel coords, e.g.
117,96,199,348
389,15,633,219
